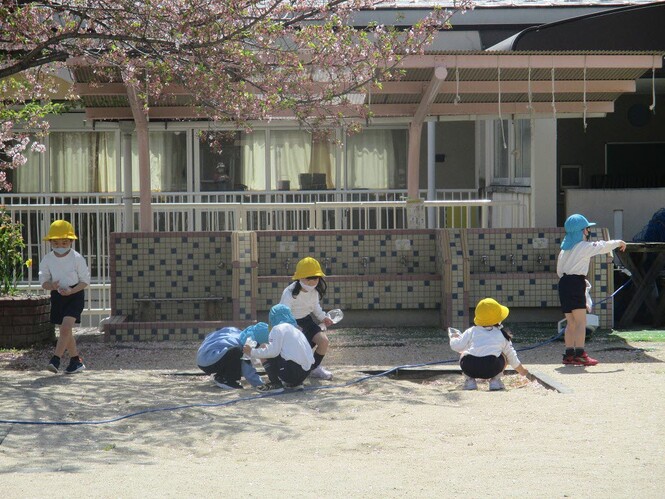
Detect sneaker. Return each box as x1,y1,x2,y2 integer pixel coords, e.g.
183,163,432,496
562,354,577,365
573,351,599,366
47,356,60,373
283,382,304,391
64,357,86,374
489,375,505,391
213,377,243,389
257,382,284,394
310,365,333,380
463,376,477,390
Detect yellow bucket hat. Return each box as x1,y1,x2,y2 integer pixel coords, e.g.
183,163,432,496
292,257,325,281
474,298,509,327
43,220,77,240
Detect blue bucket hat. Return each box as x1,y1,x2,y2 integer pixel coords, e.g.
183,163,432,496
239,322,269,345
269,304,298,327
560,214,596,250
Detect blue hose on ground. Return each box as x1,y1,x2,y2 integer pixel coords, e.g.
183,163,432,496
0,279,632,427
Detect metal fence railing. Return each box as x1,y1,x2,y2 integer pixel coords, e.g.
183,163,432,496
2,189,523,326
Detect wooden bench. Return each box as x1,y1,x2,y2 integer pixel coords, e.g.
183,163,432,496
134,296,231,322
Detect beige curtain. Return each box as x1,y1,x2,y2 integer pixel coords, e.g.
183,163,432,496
49,132,117,193
346,129,397,189
131,131,187,192
14,141,41,192
242,131,267,190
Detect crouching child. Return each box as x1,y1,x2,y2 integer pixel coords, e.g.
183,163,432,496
449,298,530,391
197,323,269,389
244,304,315,393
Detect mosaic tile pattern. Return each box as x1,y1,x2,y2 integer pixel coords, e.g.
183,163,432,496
257,275,442,313
466,228,563,274
105,320,256,342
446,229,469,325
256,230,438,276
453,228,613,327
233,231,257,321
107,227,617,340
110,232,234,323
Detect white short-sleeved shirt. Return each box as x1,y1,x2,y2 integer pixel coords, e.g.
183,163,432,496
38,250,91,288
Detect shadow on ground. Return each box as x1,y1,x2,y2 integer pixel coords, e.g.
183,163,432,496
1,324,663,373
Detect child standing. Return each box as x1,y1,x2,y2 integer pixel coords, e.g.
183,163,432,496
196,323,269,389
39,220,91,374
449,298,530,391
244,304,315,393
279,257,334,380
557,214,626,366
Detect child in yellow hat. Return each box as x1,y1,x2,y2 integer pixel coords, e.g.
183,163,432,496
279,257,334,380
39,220,91,374
449,298,530,391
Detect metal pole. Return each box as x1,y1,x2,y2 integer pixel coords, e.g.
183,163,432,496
119,121,135,231
427,121,436,228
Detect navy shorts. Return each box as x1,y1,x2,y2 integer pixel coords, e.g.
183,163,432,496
558,274,586,313
50,289,85,325
460,354,506,380
263,356,310,386
198,346,243,381
296,315,323,347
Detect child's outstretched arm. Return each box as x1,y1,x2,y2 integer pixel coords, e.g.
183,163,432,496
503,343,531,379
448,327,471,353
514,364,530,377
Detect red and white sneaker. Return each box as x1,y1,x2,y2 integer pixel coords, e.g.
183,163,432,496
562,354,577,365
573,351,599,366
563,351,599,366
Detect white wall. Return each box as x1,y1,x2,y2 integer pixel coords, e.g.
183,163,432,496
532,118,558,227
565,188,665,240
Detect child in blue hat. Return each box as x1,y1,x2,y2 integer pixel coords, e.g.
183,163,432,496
196,323,269,389
557,214,626,366
243,304,315,393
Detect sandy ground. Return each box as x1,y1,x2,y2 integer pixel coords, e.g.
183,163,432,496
1,329,664,498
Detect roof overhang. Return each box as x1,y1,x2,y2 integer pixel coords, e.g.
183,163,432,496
73,52,662,122
71,2,665,123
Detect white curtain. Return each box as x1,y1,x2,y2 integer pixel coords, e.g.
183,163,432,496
242,131,266,190
311,136,335,188
271,130,311,190
131,131,187,192
346,129,397,189
14,142,41,192
49,132,116,193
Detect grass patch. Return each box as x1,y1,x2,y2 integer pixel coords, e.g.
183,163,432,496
609,330,665,342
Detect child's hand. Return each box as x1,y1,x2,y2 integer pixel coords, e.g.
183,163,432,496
617,240,627,251
447,327,462,338
322,317,334,327
242,344,252,356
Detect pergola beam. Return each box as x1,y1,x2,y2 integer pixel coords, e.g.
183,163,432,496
75,79,637,98
74,83,190,95
84,101,615,120
398,53,663,70
374,79,636,94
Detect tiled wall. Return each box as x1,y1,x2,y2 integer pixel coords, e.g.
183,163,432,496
105,227,615,340
257,230,439,276
257,274,442,315
460,227,613,328
111,232,234,320
466,228,560,274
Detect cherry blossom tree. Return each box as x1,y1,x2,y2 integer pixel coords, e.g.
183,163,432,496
1,0,472,192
